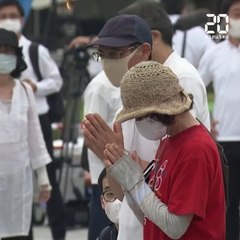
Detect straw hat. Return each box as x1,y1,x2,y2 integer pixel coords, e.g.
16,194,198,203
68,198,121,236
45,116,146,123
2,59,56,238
116,61,192,123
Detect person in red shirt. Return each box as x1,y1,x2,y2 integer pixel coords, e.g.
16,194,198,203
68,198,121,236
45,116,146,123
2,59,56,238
103,61,226,239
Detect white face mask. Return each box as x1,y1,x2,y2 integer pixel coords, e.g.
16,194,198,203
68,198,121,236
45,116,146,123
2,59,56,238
0,54,17,74
0,19,22,34
229,18,240,39
136,117,167,141
102,47,139,87
104,199,122,224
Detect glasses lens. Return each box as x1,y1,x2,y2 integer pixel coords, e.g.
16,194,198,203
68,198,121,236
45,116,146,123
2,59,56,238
103,190,116,202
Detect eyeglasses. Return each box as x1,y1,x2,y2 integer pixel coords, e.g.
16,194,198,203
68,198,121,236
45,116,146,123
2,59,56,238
92,44,140,61
102,190,116,202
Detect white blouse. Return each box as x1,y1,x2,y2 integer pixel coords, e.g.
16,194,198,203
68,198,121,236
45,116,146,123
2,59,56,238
0,80,51,238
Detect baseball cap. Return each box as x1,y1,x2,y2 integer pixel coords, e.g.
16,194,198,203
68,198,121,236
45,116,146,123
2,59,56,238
88,14,152,48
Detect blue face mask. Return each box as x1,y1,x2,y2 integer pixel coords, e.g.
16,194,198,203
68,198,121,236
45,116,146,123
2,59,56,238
0,54,17,74
136,117,167,140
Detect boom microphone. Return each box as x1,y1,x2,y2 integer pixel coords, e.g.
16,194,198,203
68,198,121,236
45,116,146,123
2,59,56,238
173,8,210,31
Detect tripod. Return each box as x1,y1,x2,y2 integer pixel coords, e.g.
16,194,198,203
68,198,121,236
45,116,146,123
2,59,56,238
58,46,91,202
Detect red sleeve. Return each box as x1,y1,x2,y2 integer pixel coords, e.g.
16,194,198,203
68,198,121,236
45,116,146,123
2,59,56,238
167,140,214,219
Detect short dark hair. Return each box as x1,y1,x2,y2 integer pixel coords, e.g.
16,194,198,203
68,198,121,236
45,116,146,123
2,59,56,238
119,2,173,46
140,93,194,125
161,0,187,15
98,168,107,192
221,0,240,13
0,0,25,17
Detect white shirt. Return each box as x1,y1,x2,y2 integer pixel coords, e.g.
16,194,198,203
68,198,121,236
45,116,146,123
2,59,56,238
170,14,215,68
19,36,63,115
198,40,240,141
0,81,51,238
117,51,210,240
84,71,121,183
164,51,210,129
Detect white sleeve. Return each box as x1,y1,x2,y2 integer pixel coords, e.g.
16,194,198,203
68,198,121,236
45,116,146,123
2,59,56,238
35,45,63,97
84,84,109,119
109,154,193,239
35,166,50,186
198,50,214,87
26,84,52,169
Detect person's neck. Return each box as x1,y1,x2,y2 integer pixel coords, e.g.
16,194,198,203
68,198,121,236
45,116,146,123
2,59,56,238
0,75,13,87
229,36,240,47
167,112,199,136
153,43,173,64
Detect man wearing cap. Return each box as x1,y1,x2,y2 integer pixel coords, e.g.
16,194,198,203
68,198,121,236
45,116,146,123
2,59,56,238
84,9,210,240
0,1,66,240
198,0,240,239
84,14,152,240
103,61,225,240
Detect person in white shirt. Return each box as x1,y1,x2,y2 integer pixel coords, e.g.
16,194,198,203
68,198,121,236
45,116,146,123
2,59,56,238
198,1,240,239
0,1,66,240
161,0,215,68
83,71,121,240
83,9,210,240
0,28,51,240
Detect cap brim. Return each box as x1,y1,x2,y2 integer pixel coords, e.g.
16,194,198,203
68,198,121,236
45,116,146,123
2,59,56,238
88,37,138,48
116,92,192,123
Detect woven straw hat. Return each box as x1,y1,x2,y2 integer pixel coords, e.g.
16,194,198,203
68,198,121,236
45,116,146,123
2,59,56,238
116,61,192,123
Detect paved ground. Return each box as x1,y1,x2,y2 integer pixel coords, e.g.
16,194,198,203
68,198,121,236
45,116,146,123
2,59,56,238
34,226,87,240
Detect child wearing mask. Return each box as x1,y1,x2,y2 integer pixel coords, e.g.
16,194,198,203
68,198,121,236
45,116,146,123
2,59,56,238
97,168,121,240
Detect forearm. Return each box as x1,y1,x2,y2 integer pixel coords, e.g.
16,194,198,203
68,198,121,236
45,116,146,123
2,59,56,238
109,153,193,239
132,181,193,239
35,166,51,189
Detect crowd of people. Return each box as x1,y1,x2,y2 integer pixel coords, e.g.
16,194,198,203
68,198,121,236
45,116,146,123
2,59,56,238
0,0,240,240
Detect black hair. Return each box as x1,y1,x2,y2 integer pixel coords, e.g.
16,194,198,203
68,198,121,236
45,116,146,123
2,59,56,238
221,0,240,13
139,93,194,125
0,0,25,17
98,168,107,192
11,47,27,78
161,0,187,15
118,2,173,47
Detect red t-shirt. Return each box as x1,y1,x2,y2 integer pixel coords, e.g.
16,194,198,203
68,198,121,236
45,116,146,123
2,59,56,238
144,125,225,240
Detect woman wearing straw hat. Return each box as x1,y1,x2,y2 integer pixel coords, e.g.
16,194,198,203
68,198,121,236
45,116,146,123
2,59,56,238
0,28,51,239
103,61,225,239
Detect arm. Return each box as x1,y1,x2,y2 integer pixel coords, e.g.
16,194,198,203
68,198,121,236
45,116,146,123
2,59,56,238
197,49,214,87
105,145,193,239
35,45,63,97
25,84,52,169
35,166,51,202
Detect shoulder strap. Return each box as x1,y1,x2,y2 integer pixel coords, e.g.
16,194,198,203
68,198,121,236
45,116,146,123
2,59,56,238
20,82,29,101
197,119,229,207
181,31,187,58
29,42,43,82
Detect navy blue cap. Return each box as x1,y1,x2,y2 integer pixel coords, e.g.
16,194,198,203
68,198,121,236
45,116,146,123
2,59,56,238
89,15,152,48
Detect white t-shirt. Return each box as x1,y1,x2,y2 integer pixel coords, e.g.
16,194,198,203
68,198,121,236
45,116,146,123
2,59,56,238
164,51,210,130
170,14,215,68
84,71,121,183
117,51,210,240
198,39,240,141
19,36,63,115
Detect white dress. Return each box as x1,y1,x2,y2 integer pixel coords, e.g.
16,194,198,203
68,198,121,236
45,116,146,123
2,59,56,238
0,80,51,238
